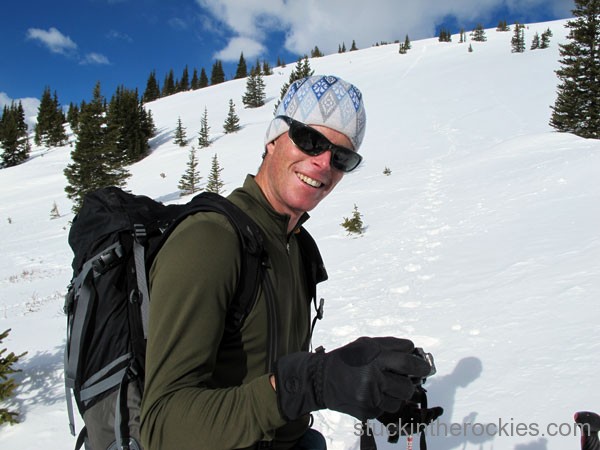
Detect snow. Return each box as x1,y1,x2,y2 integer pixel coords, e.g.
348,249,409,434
1,19,599,450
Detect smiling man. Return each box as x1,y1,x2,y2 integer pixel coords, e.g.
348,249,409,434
141,75,431,450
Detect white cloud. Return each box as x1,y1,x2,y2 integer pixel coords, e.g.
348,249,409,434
107,30,133,43
214,36,266,61
80,52,111,65
195,0,574,57
0,92,41,128
26,27,78,55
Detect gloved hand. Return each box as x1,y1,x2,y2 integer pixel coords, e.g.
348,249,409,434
377,398,444,442
274,337,432,421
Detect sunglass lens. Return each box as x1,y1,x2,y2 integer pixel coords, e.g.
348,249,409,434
332,148,361,172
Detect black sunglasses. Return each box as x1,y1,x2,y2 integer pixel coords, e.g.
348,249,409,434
276,115,362,173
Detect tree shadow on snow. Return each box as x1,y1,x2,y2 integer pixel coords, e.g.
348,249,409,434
8,344,65,421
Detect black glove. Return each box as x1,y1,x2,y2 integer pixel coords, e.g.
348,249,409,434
274,337,432,421
378,399,444,443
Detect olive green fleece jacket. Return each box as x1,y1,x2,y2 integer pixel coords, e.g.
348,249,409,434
140,175,315,450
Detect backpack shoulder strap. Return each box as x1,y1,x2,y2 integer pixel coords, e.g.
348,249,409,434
149,192,266,333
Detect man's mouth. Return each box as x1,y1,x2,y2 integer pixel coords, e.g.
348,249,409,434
296,172,323,188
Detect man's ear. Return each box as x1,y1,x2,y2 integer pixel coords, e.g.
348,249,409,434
265,140,276,156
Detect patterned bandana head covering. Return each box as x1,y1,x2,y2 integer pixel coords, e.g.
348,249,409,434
265,75,367,151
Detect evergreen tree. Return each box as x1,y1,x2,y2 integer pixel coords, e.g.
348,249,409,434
399,43,408,54
205,153,225,194
472,24,487,42
511,22,526,53
311,46,324,57
197,107,211,148
438,28,452,42
404,34,412,50
162,69,176,97
459,28,466,43
178,146,201,196
143,70,161,103
341,204,364,235
242,70,266,108
210,60,225,85
64,82,130,212
540,29,552,49
191,68,200,90
0,329,26,425
178,65,190,92
234,53,248,79
262,60,273,75
468,43,474,53
341,42,347,52
350,40,358,51
496,20,510,32
107,86,154,163
174,116,188,146
34,87,67,147
0,102,30,168
550,0,600,138
531,32,541,50
50,201,60,219
198,68,209,88
275,56,314,109
67,102,80,132
223,99,241,133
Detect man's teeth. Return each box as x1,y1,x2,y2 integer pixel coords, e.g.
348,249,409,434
297,173,323,188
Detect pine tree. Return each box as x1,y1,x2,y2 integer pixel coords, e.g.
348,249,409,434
472,24,487,42
178,65,190,92
65,82,130,212
234,53,248,79
540,29,552,49
198,68,209,88
67,102,80,132
262,60,273,75
404,34,412,50
0,102,30,168
197,107,211,148
50,201,60,219
143,70,161,103
242,70,266,108
34,87,67,147
162,69,176,97
223,99,241,133
210,60,225,85
174,116,188,146
107,86,154,163
550,0,600,138
531,32,541,50
178,146,201,196
511,22,526,53
341,204,364,235
497,20,510,32
468,43,474,53
0,329,26,425
191,68,200,90
311,46,324,57
205,153,225,194
350,40,358,51
399,43,408,54
438,28,452,42
276,56,314,107
459,28,466,43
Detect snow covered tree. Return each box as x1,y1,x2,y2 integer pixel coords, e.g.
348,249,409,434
174,116,188,146
0,102,30,168
511,22,526,53
540,29,552,49
178,146,201,196
205,153,225,194
550,0,600,139
0,329,26,425
341,204,364,235
234,53,248,79
223,99,241,133
65,82,130,212
472,24,487,42
197,107,211,148
531,32,541,50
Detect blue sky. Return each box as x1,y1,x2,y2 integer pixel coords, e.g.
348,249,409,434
1,0,575,112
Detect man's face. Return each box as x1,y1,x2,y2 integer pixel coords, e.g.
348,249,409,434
257,125,354,222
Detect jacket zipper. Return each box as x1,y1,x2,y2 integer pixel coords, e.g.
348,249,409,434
263,271,278,373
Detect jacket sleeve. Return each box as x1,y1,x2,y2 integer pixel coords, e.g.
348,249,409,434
140,212,286,450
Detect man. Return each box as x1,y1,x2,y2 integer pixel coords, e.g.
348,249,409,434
140,75,431,450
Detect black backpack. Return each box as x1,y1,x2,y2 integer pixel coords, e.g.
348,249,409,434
63,186,327,450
